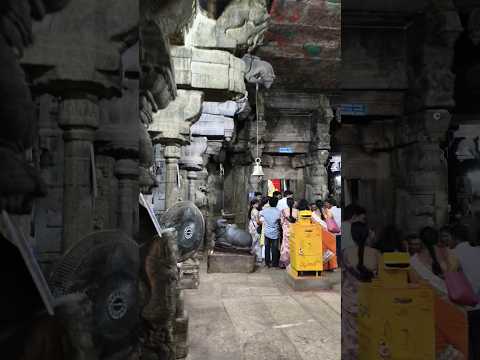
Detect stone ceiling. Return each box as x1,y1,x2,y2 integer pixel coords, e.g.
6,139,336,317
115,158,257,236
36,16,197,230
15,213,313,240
255,0,340,92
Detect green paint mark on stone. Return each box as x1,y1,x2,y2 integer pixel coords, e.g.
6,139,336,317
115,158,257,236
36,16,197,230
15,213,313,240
326,0,341,11
303,44,321,57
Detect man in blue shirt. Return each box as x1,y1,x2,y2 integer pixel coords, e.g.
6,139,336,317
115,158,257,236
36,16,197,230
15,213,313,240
259,197,281,267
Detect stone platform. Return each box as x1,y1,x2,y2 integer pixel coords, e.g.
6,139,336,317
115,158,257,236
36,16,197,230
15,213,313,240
285,265,340,291
207,251,256,273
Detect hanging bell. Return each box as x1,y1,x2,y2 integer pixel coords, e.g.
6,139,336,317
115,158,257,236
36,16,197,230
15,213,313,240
251,157,264,177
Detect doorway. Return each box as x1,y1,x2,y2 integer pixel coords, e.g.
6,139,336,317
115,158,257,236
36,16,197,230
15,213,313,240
264,179,297,197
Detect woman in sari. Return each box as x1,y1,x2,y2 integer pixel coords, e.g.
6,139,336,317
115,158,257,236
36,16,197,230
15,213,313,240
312,200,338,268
341,222,380,360
312,200,327,229
409,226,457,295
248,198,262,263
279,197,298,268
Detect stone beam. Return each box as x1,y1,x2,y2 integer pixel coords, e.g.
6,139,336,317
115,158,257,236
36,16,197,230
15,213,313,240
171,46,245,100
191,114,235,142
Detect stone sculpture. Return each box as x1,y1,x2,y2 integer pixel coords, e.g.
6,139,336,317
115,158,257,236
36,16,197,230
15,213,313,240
187,0,270,53
142,230,178,360
242,54,276,89
214,219,253,251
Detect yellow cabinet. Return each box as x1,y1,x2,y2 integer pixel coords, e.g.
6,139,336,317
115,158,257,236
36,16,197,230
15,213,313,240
289,211,323,272
358,253,435,360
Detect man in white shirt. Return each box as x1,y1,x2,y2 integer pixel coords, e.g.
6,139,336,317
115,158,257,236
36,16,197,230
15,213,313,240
452,224,480,296
276,190,293,211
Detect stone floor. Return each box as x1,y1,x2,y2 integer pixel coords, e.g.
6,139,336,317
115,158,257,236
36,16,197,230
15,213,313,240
184,263,341,360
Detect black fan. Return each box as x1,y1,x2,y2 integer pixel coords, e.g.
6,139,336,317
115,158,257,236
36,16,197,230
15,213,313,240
49,230,140,355
160,201,205,262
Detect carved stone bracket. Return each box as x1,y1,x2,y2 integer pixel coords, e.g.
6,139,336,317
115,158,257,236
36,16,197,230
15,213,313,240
150,90,203,145
187,0,269,53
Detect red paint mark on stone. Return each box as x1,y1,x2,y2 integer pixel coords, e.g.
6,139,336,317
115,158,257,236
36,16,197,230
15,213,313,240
270,0,285,22
288,9,301,23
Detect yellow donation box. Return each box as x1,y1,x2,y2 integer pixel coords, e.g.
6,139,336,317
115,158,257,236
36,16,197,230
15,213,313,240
289,211,323,273
358,252,435,360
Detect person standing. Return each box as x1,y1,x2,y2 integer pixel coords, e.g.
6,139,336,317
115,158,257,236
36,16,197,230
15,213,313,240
260,197,281,267
248,199,262,263
325,197,342,257
279,197,298,268
276,190,293,212
451,224,480,296
342,222,380,360
405,233,422,256
312,200,328,229
341,205,367,251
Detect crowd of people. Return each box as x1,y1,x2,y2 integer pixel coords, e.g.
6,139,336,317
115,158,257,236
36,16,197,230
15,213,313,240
340,203,480,360
248,191,480,358
247,190,342,269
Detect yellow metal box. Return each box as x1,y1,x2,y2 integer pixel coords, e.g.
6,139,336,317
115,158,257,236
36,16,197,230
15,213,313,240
357,252,435,360
378,252,410,287
289,211,323,272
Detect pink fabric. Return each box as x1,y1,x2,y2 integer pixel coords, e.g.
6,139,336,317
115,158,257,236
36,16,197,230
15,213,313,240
326,218,340,234
279,207,297,267
445,271,479,306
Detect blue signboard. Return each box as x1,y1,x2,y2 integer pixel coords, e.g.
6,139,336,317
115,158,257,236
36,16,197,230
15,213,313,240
278,147,294,154
340,103,368,116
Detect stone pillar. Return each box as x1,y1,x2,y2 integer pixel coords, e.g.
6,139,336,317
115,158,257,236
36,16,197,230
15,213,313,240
305,150,330,201
93,155,117,231
115,159,140,238
58,99,99,251
164,144,183,209
149,90,203,210
179,136,208,202
396,110,451,233
400,3,462,232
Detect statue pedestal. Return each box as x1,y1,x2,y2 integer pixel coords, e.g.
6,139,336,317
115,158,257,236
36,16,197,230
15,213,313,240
178,257,200,290
207,251,255,273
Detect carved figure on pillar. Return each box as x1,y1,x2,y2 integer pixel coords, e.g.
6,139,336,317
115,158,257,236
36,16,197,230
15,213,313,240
189,0,270,53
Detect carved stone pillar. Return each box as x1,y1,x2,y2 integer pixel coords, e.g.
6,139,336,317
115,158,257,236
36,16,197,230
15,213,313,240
396,110,451,233
400,3,462,232
149,90,203,210
58,99,99,250
305,150,330,201
93,155,117,231
179,136,208,201
164,145,183,209
115,159,140,238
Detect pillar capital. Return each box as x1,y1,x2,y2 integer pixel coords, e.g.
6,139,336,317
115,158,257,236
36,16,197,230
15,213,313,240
58,98,99,130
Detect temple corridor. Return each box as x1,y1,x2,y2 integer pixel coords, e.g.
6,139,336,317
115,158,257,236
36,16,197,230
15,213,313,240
184,262,341,360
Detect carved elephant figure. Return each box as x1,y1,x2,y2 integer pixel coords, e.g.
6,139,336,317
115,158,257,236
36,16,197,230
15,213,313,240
242,54,275,89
